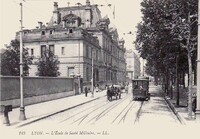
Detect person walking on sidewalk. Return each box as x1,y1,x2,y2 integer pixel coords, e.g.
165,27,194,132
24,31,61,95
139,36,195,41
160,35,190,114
84,87,88,97
125,85,128,94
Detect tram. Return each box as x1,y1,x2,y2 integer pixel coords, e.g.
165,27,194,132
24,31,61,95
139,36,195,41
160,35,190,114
132,76,150,101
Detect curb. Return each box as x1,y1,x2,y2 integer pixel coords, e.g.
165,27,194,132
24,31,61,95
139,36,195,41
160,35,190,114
15,95,106,128
164,96,186,125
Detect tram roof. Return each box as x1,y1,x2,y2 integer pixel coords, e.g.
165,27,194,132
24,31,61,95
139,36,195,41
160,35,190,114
132,76,150,81
132,79,149,81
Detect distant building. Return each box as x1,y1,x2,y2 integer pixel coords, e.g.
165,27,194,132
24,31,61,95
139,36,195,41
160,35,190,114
15,0,126,86
125,49,141,80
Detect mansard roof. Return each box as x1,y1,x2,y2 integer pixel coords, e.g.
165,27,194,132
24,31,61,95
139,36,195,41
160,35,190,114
62,13,81,21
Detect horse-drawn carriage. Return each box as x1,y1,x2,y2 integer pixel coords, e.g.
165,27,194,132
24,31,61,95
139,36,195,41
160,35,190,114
107,85,121,101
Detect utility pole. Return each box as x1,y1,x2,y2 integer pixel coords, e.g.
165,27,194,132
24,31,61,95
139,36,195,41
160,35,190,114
78,40,81,95
196,0,200,120
19,2,26,121
77,3,82,95
91,49,94,97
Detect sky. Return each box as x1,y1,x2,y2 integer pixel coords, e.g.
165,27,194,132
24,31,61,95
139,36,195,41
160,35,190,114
0,0,143,52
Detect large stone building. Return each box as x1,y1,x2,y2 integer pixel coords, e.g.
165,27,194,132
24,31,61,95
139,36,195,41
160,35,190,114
16,0,126,86
125,49,141,80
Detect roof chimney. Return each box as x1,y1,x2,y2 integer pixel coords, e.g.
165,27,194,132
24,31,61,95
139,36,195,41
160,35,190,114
54,2,58,11
38,22,43,29
86,0,90,6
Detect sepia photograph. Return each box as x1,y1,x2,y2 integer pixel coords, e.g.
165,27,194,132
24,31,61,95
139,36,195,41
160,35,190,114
0,0,200,138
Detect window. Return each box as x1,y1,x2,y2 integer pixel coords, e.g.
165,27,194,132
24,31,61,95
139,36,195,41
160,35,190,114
69,29,73,33
96,70,99,81
61,47,65,55
88,47,91,58
85,45,89,58
50,30,53,35
86,67,89,81
49,45,54,54
96,50,98,61
68,67,75,77
41,45,46,57
41,31,45,35
31,49,34,56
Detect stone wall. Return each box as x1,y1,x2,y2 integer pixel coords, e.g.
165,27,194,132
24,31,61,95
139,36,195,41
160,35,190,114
0,76,75,107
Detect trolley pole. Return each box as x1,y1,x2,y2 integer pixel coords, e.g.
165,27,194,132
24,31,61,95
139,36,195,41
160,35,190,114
77,4,81,95
19,2,26,121
196,0,200,120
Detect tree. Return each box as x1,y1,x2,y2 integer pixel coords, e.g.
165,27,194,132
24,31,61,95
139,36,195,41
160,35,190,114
135,0,183,89
173,0,198,119
135,0,198,119
1,39,33,76
36,50,60,77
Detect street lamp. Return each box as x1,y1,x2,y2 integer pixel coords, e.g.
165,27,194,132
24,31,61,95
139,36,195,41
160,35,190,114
19,2,26,121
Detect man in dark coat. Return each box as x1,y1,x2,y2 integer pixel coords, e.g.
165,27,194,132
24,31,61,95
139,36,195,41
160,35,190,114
84,87,88,97
107,86,111,101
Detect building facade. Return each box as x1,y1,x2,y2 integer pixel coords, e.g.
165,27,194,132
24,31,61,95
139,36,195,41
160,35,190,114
16,0,126,86
126,49,141,80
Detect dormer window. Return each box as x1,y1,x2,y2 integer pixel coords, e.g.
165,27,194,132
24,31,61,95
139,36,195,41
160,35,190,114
62,13,81,28
41,31,45,35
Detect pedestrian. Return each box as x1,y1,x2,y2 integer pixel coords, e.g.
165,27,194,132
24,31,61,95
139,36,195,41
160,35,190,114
96,84,99,92
125,85,128,94
105,84,108,90
140,85,143,90
97,84,99,91
84,86,88,97
107,86,111,101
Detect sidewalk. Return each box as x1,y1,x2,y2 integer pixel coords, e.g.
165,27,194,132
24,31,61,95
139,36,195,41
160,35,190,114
161,86,199,125
0,90,107,128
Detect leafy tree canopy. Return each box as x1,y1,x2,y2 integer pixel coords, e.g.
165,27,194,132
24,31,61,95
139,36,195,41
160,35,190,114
1,39,33,76
36,50,60,77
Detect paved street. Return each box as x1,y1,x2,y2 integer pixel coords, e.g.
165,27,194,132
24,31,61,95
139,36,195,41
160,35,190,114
16,85,180,129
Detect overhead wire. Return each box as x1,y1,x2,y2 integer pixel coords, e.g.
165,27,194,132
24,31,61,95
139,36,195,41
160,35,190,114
13,0,135,41
12,0,54,28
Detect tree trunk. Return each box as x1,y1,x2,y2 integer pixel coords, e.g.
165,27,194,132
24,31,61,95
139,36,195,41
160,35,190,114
166,71,170,96
170,74,173,99
187,49,193,119
183,72,185,88
194,66,197,85
186,12,193,119
176,54,180,106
